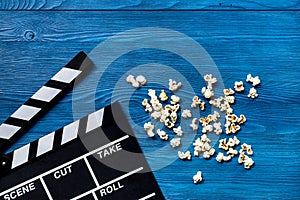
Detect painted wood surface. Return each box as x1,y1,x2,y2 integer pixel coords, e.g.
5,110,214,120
0,0,300,10
0,5,299,200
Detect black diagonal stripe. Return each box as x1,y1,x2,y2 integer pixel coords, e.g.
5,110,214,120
5,117,27,128
65,51,88,70
25,98,48,108
77,116,88,138
45,80,70,90
53,129,63,150
28,140,38,160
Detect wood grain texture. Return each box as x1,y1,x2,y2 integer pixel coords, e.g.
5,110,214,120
0,11,299,199
0,0,300,10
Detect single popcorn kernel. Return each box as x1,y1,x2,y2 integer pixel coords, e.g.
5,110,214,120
178,151,192,160
170,138,181,148
157,129,168,141
182,109,192,119
159,90,168,101
169,79,182,91
223,88,235,96
170,95,180,105
136,75,147,85
173,126,183,136
248,87,258,99
234,81,244,92
193,171,203,184
144,122,155,138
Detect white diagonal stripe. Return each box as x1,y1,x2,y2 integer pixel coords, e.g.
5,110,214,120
12,144,30,169
51,67,82,83
36,132,55,157
61,120,79,145
86,108,104,133
11,105,41,121
31,86,61,102
0,123,21,139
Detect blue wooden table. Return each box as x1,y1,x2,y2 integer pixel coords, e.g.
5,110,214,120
0,1,300,199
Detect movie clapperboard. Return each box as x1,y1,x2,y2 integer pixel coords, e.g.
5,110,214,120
0,52,165,200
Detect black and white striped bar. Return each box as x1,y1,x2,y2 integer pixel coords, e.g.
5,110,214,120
3,106,104,170
0,51,93,153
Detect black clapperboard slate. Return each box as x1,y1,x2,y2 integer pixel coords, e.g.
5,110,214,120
0,52,165,200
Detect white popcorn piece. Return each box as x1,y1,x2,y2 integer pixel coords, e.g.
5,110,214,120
212,111,220,122
204,74,217,84
170,137,181,148
144,122,155,137
233,136,240,145
170,111,177,123
241,143,253,155
164,118,175,129
148,89,156,98
157,129,168,141
136,75,147,85
237,114,247,124
126,75,135,83
201,134,211,143
244,157,254,169
201,87,214,99
227,136,240,147
151,111,162,120
208,148,215,156
202,124,213,134
170,95,180,105
226,114,238,123
169,79,182,91
246,74,261,87
173,126,183,137
252,76,261,87
131,80,140,88
219,138,228,151
190,118,199,131
193,171,203,184
191,96,205,110
178,151,192,160
182,109,192,119
248,87,258,99
227,148,238,157
223,88,235,96
222,155,232,162
142,99,148,106
203,151,211,159
216,152,224,162
234,81,244,92
238,151,249,164
145,104,153,113
225,96,235,104
213,122,222,135
246,74,253,83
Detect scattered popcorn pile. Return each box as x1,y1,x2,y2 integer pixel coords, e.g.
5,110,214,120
126,73,261,184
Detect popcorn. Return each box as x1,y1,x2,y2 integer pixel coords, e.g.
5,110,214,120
181,109,192,119
241,143,253,155
164,118,175,129
248,87,258,99
237,114,246,124
225,96,235,104
234,81,244,92
136,75,147,85
238,151,248,164
209,97,223,108
213,122,222,135
144,122,155,137
159,90,168,101
191,96,205,110
173,126,183,137
170,138,181,148
178,151,192,160
169,79,182,91
222,155,232,162
227,148,238,157
201,87,214,99
126,75,146,89
227,136,240,147
126,75,135,83
170,111,177,123
223,88,235,96
193,171,203,184
190,118,199,131
170,95,180,105
246,74,260,87
202,124,213,133
193,134,214,158
212,111,220,122
244,157,254,169
216,152,224,162
157,129,168,140
219,138,228,151
151,111,162,120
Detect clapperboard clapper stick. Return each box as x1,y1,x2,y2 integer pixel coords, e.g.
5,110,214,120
0,52,165,200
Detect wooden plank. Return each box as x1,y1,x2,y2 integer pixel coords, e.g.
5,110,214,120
0,0,300,10
0,11,299,198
